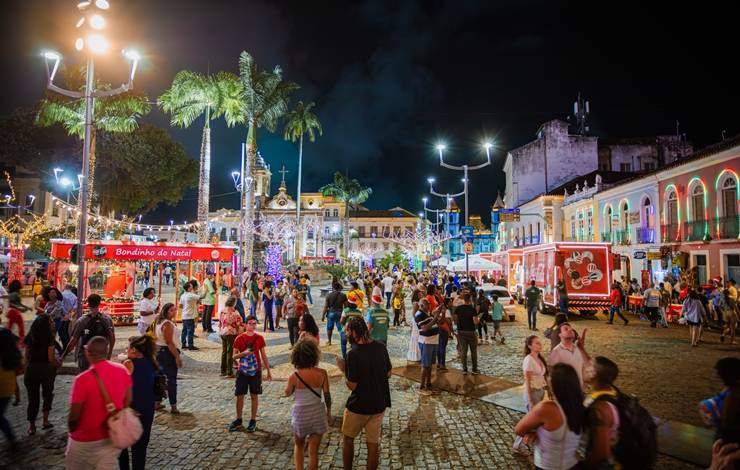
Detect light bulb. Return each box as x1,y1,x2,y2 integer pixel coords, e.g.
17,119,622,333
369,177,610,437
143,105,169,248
87,33,108,54
89,14,105,29
75,38,84,51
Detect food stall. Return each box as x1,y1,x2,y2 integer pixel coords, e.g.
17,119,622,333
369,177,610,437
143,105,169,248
49,239,236,325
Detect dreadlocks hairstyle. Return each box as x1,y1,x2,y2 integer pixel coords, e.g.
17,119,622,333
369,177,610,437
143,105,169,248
345,316,371,343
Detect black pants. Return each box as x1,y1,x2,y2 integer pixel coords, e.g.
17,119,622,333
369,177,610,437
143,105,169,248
287,317,299,346
24,362,56,423
393,309,401,326
119,408,154,470
202,304,215,332
156,348,178,406
477,321,488,338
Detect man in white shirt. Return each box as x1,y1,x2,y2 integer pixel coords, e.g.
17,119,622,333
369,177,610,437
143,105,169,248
382,273,394,309
643,283,661,328
179,281,202,350
548,323,590,390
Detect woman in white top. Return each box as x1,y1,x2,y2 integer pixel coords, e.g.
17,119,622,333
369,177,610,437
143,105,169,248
154,302,182,414
138,287,159,335
514,363,585,470
513,335,549,453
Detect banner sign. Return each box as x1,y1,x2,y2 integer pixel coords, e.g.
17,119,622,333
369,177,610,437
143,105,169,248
50,241,235,262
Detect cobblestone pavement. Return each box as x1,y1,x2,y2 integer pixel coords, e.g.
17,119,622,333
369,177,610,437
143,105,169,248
2,289,727,469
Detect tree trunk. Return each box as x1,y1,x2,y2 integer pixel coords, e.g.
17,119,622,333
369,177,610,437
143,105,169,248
242,121,257,272
77,127,97,239
197,123,211,242
343,200,350,258
294,133,304,263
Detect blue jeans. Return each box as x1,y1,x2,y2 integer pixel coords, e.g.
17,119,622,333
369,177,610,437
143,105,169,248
609,306,627,323
306,288,313,305
326,311,343,333
156,348,178,406
0,397,14,443
559,298,569,315
385,292,392,309
437,330,448,366
263,301,274,331
249,299,258,317
527,305,538,329
340,331,348,360
181,319,195,348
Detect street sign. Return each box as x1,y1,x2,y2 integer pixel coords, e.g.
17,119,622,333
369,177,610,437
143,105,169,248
461,225,474,242
499,208,520,222
464,242,473,254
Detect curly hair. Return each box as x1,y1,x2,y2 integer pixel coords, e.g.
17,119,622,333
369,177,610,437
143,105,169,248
290,337,320,370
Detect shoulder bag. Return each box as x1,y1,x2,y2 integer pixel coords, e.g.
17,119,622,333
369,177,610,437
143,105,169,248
91,368,143,449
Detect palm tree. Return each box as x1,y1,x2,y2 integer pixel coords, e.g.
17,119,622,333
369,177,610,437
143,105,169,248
37,65,150,210
283,101,322,261
233,51,299,271
158,70,242,241
319,172,372,257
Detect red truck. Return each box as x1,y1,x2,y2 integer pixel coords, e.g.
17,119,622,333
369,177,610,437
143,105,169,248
481,249,524,300
522,242,613,316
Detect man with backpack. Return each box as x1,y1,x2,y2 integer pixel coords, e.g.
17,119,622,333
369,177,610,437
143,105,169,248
582,356,657,470
61,294,115,373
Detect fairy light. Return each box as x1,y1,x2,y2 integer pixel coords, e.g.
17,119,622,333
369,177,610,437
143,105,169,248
664,184,682,241
686,176,709,239
714,169,740,239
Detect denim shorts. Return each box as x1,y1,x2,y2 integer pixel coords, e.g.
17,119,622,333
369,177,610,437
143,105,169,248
418,342,438,368
326,311,343,332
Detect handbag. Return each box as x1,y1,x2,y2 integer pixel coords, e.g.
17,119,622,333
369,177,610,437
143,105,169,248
91,368,143,449
154,373,168,400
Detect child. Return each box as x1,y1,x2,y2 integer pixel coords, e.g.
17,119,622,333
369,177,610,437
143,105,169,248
229,316,272,432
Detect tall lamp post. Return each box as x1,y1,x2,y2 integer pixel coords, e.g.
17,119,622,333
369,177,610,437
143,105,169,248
432,142,493,279
427,177,464,264
43,0,141,317
232,143,254,275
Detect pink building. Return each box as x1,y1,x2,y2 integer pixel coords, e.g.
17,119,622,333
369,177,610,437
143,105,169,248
658,137,740,284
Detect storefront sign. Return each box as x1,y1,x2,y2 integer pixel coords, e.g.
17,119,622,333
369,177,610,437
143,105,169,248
628,212,640,225
51,241,235,261
647,252,662,260
634,251,646,259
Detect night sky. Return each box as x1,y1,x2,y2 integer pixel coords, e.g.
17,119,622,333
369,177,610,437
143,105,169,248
2,0,738,225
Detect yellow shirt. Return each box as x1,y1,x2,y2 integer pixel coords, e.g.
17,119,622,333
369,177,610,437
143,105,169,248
349,289,366,309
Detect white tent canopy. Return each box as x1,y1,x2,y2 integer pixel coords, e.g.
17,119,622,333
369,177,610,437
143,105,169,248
448,255,502,272
429,256,449,267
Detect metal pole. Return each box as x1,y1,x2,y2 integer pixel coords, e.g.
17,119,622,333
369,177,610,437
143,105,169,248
464,165,469,280
76,57,94,316
295,134,303,263
238,143,246,275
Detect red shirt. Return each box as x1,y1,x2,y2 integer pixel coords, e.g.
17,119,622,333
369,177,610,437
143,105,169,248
425,294,438,311
5,308,25,341
233,332,266,370
69,360,132,442
610,289,622,307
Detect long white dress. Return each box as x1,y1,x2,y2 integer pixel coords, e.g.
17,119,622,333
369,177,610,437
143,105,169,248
407,307,421,362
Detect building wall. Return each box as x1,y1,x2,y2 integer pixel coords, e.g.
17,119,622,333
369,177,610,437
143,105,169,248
499,196,564,250
596,179,661,246
504,120,598,207
562,197,597,242
599,136,693,172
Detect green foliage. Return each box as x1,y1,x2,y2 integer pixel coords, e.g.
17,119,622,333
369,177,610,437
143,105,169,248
378,246,407,270
237,51,299,133
158,70,242,129
283,101,322,143
37,65,151,138
319,172,372,208
0,108,78,170
94,124,198,215
29,225,76,255
316,262,351,282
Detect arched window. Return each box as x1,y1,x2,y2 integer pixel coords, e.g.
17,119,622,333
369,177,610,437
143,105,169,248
642,197,652,229
691,184,705,221
721,176,738,218
620,202,629,231
604,206,613,234
666,190,678,225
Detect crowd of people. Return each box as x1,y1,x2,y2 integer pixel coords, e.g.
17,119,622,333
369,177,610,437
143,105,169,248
1,263,740,470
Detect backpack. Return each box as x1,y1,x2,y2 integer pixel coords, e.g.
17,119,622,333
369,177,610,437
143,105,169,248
81,314,109,347
589,387,657,470
145,321,157,340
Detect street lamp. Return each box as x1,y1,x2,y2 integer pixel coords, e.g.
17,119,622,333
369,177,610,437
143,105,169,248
43,0,141,318
433,141,493,279
232,143,254,274
428,178,464,263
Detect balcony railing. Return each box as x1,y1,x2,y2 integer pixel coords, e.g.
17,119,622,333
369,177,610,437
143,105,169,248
716,216,739,239
601,230,629,245
684,220,709,242
635,227,655,244
565,233,595,242
661,224,681,243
